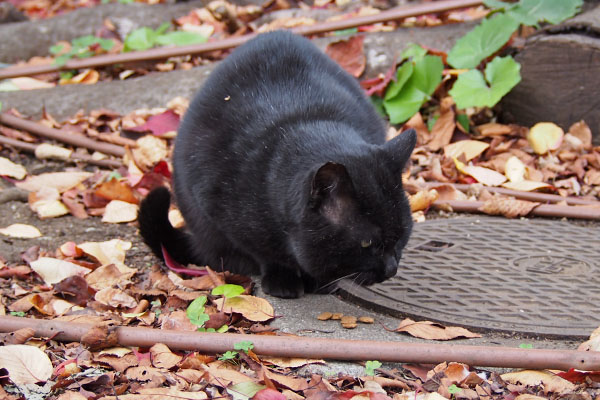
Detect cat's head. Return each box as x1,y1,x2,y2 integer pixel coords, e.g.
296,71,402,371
292,129,417,291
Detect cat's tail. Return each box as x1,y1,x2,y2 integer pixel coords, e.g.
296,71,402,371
138,187,197,266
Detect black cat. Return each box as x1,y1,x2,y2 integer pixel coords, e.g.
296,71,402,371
138,31,416,298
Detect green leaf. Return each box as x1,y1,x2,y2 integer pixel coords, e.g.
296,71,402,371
448,384,461,394
519,343,534,349
212,284,245,298
382,55,443,124
457,113,470,132
0,101,2,112
384,85,427,124
507,0,583,26
119,0,135,3
156,22,172,35
447,13,519,69
219,350,238,361
384,62,414,100
427,115,438,131
217,324,229,333
186,296,209,327
72,35,100,49
370,96,386,118
124,27,158,51
49,44,65,55
98,38,115,51
411,55,444,95
400,43,427,62
333,28,358,36
9,311,25,317
156,31,207,47
53,54,71,67
59,71,74,80
75,50,94,59
449,55,521,109
365,360,382,376
482,0,516,10
227,382,266,400
234,340,254,353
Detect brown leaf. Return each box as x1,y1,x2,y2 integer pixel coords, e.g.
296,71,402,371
0,345,53,385
394,318,481,340
404,112,431,145
501,370,575,395
325,36,365,78
427,101,455,152
261,366,310,391
81,324,119,351
214,295,274,322
568,120,592,150
95,179,138,204
0,328,35,345
150,343,182,369
476,122,512,136
478,197,539,218
409,189,439,212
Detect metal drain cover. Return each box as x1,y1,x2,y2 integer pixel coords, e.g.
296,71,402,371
338,216,600,338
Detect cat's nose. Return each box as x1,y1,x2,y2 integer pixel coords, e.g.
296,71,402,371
384,255,398,278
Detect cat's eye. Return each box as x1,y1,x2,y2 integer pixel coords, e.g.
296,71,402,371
361,239,372,248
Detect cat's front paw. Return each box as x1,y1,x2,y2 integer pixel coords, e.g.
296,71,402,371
261,270,305,298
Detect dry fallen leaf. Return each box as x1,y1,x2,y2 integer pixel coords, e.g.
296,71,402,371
29,187,70,219
454,158,507,186
427,100,455,152
501,180,551,192
60,69,99,85
409,189,439,212
0,156,27,179
325,36,366,78
504,156,526,182
132,135,168,170
478,197,539,218
214,295,274,322
444,140,489,162
501,370,575,395
30,257,91,285
150,343,182,369
34,143,73,161
78,239,134,273
102,200,139,223
394,318,481,340
0,223,42,238
568,120,592,150
16,171,92,193
0,344,53,385
260,356,324,368
527,122,564,155
95,287,137,309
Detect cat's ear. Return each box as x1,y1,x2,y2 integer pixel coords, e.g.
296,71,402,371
310,162,355,223
383,128,417,170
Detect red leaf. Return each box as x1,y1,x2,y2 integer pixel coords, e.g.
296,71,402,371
325,36,366,78
557,368,600,384
253,388,286,400
128,110,180,136
360,59,397,97
152,160,172,179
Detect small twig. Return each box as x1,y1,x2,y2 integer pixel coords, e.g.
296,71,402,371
0,113,125,158
0,0,483,80
433,199,600,220
0,134,122,168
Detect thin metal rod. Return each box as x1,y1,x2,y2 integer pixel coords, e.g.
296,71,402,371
0,113,125,157
0,315,597,370
434,199,600,219
0,0,483,80
0,135,122,168
420,181,599,206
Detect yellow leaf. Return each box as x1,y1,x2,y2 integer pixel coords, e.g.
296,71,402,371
501,370,575,394
409,189,439,212
444,140,489,162
0,223,42,238
0,156,27,179
501,180,551,192
78,239,133,273
527,122,564,154
214,295,274,322
453,158,506,186
504,156,526,182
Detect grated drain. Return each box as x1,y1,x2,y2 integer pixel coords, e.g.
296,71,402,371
338,216,600,338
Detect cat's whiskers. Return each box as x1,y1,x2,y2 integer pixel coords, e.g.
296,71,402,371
317,272,360,293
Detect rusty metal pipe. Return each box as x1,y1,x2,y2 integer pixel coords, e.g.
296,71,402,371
0,0,483,80
420,182,599,206
0,135,122,168
435,199,600,219
0,113,125,157
0,315,597,370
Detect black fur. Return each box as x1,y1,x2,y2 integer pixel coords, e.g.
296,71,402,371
139,31,416,298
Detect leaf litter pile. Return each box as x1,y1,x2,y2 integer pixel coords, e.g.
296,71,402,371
2,0,600,399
